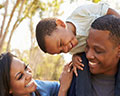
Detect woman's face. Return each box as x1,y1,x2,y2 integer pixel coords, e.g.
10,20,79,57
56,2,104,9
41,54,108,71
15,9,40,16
9,57,37,96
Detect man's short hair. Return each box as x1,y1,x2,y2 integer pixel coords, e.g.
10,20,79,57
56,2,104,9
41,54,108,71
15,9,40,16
36,18,57,53
91,15,120,47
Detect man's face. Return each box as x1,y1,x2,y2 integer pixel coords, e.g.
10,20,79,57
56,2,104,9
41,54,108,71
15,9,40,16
86,28,120,75
45,25,78,54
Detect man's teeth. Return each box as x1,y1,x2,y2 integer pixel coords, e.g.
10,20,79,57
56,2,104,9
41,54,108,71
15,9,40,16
89,61,96,65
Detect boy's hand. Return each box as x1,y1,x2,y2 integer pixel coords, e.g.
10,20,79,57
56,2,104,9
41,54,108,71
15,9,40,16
72,54,84,76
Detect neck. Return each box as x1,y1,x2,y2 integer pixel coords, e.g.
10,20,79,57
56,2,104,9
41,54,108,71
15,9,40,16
66,22,76,36
104,66,118,76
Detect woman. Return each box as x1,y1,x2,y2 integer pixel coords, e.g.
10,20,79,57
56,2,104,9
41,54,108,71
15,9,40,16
0,52,73,96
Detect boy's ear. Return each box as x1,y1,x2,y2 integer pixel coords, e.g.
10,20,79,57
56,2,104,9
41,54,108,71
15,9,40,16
56,19,66,28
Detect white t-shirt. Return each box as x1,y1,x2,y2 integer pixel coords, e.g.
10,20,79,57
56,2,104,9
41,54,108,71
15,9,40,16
66,2,109,55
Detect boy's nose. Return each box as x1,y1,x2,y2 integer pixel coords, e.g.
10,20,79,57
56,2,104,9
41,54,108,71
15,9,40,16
62,45,69,53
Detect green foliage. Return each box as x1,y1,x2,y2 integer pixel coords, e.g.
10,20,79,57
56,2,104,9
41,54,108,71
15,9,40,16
23,0,64,19
0,0,65,81
13,46,65,81
92,0,101,3
0,4,4,9
33,53,65,80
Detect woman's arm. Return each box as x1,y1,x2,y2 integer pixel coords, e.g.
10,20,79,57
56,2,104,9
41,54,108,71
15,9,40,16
58,62,73,96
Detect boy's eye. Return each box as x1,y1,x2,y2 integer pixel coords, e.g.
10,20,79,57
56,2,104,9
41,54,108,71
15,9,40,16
60,42,62,47
60,40,63,47
17,74,23,80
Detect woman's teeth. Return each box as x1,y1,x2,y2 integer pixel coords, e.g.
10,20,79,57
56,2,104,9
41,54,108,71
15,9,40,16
25,79,35,87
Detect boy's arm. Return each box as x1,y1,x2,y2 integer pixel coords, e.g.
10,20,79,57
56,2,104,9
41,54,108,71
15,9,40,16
72,52,85,76
107,8,120,18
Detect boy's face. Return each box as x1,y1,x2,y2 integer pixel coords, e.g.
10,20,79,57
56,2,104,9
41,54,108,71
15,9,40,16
44,25,78,54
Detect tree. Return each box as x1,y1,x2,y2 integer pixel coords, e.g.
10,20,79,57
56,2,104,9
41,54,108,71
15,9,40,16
0,0,64,53
0,0,65,80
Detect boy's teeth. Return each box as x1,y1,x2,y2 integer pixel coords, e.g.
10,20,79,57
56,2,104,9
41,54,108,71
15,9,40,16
70,42,72,48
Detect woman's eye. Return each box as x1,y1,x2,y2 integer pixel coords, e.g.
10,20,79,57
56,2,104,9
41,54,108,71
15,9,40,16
18,74,23,80
25,64,29,70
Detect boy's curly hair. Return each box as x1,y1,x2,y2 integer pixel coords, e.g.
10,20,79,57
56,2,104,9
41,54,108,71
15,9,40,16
36,18,57,53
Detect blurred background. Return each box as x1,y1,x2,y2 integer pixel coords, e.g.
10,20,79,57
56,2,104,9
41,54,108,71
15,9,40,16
0,0,120,81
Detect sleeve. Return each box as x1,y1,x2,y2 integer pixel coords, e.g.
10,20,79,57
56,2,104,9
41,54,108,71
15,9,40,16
35,80,60,96
67,2,109,54
66,2,109,36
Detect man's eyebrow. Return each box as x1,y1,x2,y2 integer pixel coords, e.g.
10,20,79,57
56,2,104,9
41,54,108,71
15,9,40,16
86,39,105,50
94,45,105,50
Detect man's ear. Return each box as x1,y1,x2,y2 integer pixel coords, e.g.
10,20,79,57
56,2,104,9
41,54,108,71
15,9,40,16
56,19,66,28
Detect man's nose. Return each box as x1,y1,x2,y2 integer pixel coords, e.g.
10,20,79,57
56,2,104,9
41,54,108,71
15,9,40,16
86,49,95,60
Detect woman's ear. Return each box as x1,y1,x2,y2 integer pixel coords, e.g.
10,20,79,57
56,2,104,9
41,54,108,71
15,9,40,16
9,89,13,94
56,19,66,28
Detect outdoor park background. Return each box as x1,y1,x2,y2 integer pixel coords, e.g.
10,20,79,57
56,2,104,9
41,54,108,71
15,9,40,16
0,0,120,81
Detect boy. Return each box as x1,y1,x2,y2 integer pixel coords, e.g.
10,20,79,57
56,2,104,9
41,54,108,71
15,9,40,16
36,2,120,76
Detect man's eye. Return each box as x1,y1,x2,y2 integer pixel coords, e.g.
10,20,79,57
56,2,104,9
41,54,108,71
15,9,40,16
95,49,104,54
18,74,23,80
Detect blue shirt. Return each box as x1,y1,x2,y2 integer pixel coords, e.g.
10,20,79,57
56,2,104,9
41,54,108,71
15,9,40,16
31,80,60,96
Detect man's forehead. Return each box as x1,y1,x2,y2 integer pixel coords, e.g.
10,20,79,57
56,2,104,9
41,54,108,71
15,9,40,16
89,28,110,38
87,28,112,46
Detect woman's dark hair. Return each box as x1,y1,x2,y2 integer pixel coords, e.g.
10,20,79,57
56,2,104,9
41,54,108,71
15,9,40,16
0,52,13,96
0,52,40,96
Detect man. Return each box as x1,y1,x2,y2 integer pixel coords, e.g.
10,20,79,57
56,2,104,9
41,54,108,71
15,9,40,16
67,15,120,96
